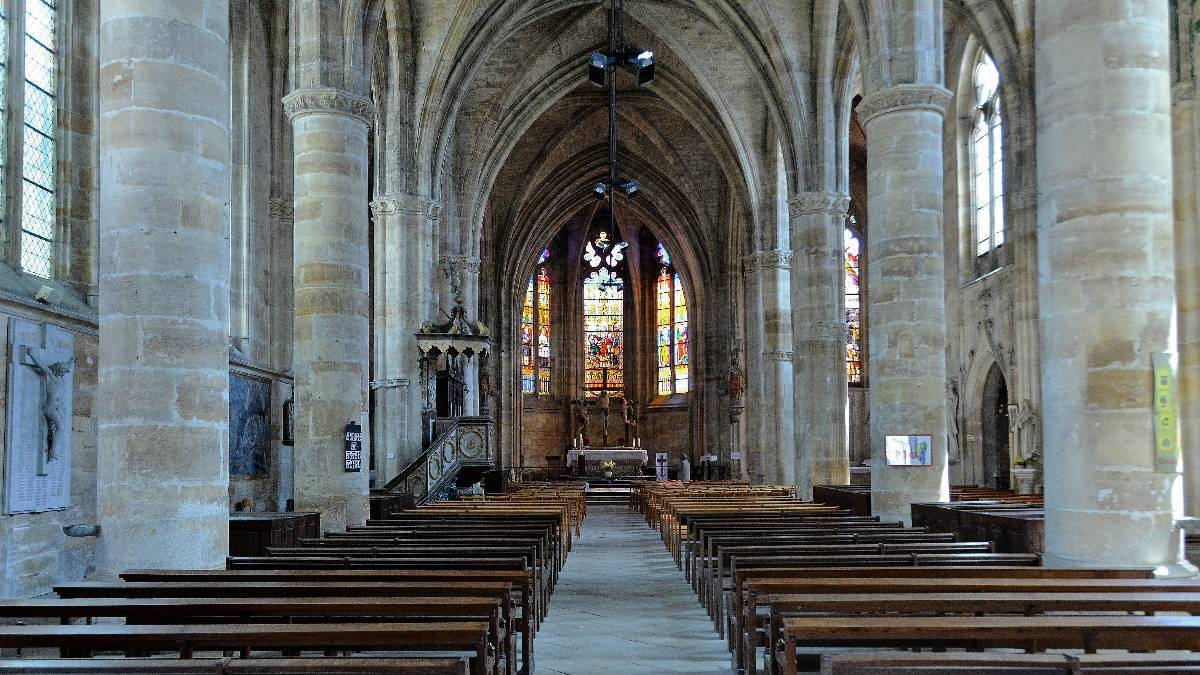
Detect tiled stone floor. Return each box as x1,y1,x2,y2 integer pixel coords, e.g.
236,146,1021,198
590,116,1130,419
536,505,735,674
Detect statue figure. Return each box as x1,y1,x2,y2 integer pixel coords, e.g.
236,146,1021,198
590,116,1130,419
24,347,74,465
622,398,638,443
574,402,589,441
441,258,465,306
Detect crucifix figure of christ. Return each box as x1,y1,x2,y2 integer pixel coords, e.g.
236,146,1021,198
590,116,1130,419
597,366,613,447
22,346,74,476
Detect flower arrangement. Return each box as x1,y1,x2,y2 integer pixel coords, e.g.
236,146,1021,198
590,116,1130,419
1012,452,1040,469
599,460,617,473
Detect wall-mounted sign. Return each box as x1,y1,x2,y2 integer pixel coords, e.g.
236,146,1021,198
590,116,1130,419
655,452,669,481
344,422,363,472
1152,353,1180,473
885,434,932,466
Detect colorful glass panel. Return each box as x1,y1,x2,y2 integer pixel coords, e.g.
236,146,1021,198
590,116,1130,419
656,269,672,395
536,267,552,394
521,277,535,393
845,228,863,384
583,267,624,396
673,272,689,393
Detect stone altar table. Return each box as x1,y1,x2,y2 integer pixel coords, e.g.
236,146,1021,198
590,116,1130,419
568,447,648,476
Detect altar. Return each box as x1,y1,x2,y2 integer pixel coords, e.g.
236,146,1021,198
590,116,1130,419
568,447,648,476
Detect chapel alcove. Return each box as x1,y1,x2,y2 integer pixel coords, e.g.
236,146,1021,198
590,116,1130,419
980,363,1011,489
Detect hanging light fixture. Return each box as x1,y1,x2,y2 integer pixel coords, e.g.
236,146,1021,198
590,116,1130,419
587,0,656,229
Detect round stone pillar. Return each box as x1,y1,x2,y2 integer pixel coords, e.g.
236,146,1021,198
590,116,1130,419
1037,1,1192,572
858,85,952,524
95,1,231,573
790,193,852,496
749,250,796,485
283,89,373,532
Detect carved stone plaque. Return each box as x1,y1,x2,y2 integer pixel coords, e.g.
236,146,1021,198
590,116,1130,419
5,319,74,513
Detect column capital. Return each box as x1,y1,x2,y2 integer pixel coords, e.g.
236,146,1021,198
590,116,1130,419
441,253,482,275
856,84,952,126
789,192,851,218
370,193,443,220
283,88,375,126
744,250,791,272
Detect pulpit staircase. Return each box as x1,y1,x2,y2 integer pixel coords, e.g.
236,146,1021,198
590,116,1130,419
381,416,495,506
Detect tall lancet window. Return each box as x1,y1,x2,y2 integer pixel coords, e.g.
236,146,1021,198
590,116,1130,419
655,242,689,395
521,248,552,394
582,229,628,397
972,52,1004,257
845,226,863,384
0,1,59,279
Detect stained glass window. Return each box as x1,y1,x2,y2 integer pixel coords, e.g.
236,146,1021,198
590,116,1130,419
583,226,629,397
845,227,863,384
654,242,689,395
0,0,57,279
584,267,624,395
972,52,1004,258
521,249,552,395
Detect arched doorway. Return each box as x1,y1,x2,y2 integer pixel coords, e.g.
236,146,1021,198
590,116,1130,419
980,364,1010,489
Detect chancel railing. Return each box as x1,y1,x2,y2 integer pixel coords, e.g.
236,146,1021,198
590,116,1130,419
384,416,495,504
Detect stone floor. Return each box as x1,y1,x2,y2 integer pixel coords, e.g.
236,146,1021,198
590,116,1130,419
536,505,735,674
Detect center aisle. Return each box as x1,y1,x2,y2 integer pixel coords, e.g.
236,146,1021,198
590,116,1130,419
537,504,735,674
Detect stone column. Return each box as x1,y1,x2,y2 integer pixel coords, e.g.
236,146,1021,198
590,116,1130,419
858,85,952,524
790,193,852,496
283,89,373,532
750,250,796,485
370,194,441,479
95,1,231,573
1038,0,1192,572
1173,3,1200,518
742,257,768,483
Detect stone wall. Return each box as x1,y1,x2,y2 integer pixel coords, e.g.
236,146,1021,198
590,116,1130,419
0,310,98,598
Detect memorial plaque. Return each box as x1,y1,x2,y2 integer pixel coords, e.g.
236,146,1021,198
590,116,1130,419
344,422,363,472
5,319,74,513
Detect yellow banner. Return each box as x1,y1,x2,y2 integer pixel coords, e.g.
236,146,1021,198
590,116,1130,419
1153,352,1180,472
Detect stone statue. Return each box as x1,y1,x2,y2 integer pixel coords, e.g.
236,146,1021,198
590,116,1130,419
442,258,464,306
24,347,74,465
574,402,589,441
622,399,638,442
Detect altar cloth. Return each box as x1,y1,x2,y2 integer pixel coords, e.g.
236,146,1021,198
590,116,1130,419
567,447,648,465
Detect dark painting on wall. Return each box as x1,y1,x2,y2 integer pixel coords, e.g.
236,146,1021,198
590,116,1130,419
230,374,271,477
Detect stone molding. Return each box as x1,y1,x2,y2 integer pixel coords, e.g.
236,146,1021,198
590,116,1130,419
370,194,443,220
1174,81,1197,104
441,254,482,275
744,250,791,271
762,350,794,362
282,88,375,126
269,194,294,223
789,192,851,218
856,84,952,126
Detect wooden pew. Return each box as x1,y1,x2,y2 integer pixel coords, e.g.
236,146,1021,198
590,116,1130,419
0,659,469,674
57,580,517,675
777,615,1200,675
0,622,494,675
820,653,1200,675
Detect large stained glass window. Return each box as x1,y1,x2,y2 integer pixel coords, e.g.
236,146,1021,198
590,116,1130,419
0,1,57,278
972,51,1004,257
583,229,628,397
655,242,689,395
521,249,552,394
845,227,863,384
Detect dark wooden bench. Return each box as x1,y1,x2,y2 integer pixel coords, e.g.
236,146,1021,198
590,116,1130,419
0,622,493,675
819,652,1200,675
0,658,469,674
777,615,1200,675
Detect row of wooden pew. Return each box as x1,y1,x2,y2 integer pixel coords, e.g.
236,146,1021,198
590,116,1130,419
0,481,586,675
632,480,1200,675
